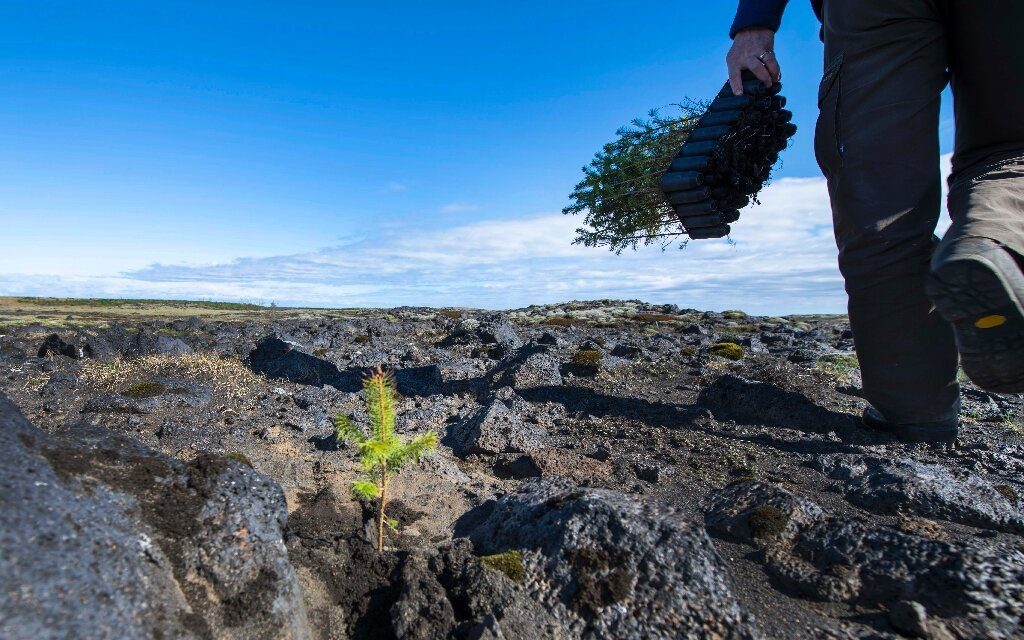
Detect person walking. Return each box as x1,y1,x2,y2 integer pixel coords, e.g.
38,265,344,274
726,0,1024,443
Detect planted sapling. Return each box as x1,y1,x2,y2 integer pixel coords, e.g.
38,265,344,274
335,366,438,551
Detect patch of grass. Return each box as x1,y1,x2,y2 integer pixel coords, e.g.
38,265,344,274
479,550,525,582
816,353,860,385
80,352,263,406
572,349,603,369
543,317,574,327
11,296,264,311
708,342,744,361
748,505,789,540
123,380,166,399
224,452,253,468
438,309,463,320
722,310,748,320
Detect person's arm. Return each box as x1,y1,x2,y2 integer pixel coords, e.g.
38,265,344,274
726,0,788,95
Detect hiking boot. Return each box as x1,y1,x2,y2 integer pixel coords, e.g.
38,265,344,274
862,405,959,444
926,237,1024,393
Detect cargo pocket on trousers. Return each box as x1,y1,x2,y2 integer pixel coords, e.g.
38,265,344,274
815,52,844,177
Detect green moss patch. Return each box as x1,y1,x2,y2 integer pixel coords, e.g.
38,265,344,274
722,310,748,320
123,380,167,399
995,484,1019,503
748,505,789,540
709,342,744,361
479,550,525,582
572,349,603,369
224,452,253,468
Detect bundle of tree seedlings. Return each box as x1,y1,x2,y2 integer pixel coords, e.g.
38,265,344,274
564,71,797,251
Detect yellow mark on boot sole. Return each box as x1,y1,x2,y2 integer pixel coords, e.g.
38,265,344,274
975,315,1007,329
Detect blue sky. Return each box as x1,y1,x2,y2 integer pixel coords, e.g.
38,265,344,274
0,2,955,314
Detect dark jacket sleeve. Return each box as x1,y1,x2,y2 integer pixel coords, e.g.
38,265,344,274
730,0,790,38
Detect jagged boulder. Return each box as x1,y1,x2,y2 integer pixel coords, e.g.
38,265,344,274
445,400,544,456
37,333,81,358
705,481,1024,638
816,455,1024,533
478,314,525,354
467,479,761,640
247,334,347,387
0,392,310,640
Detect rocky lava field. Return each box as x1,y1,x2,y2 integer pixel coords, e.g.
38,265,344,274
1,300,1023,640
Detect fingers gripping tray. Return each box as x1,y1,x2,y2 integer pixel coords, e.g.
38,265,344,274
660,72,797,240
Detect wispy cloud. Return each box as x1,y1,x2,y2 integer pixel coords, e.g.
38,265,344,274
0,158,955,315
440,202,482,214
386,181,409,193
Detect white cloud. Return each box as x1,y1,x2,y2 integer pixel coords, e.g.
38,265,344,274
440,202,482,214
0,156,956,315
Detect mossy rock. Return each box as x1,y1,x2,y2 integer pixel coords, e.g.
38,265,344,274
722,310,748,320
123,380,166,399
708,342,744,361
224,452,253,468
353,335,371,344
543,317,574,327
479,550,525,582
572,349,603,369
632,313,676,324
748,505,789,540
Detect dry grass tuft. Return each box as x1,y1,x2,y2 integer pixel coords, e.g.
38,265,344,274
79,352,265,405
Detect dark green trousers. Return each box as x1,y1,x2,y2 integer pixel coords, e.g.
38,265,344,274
815,0,1024,423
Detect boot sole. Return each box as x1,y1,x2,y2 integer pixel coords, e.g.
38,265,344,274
926,243,1024,393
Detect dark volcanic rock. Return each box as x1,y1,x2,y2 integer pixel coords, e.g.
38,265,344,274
492,348,564,390
446,400,543,456
816,455,1024,533
478,314,525,354
126,331,193,357
37,333,80,358
467,478,761,640
394,364,443,396
247,334,352,388
0,392,309,640
697,368,853,434
287,490,563,640
705,482,1024,638
0,335,27,360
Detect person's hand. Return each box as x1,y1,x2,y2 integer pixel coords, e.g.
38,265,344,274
726,28,781,95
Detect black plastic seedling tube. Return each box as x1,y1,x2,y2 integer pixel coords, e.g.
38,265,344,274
660,171,704,192
700,111,742,128
689,126,732,143
673,200,716,216
677,140,719,157
686,224,730,239
666,187,709,205
669,156,711,173
707,94,753,113
679,212,725,228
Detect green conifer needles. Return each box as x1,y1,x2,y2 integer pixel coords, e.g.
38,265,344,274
563,104,703,253
335,366,438,551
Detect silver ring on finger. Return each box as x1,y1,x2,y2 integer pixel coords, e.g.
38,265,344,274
757,50,774,63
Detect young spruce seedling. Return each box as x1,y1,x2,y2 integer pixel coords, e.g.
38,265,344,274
335,366,438,551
